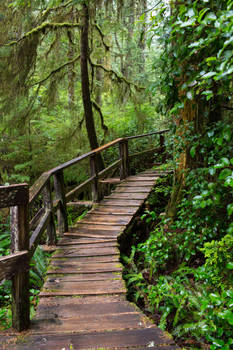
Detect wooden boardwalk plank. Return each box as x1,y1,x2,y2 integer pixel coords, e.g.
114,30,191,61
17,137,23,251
45,272,122,282
35,300,137,319
1,329,175,350
0,169,179,350
52,246,119,257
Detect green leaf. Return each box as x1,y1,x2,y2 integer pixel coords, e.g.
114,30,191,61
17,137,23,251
227,204,233,216
224,129,232,141
220,310,233,325
206,56,217,63
198,8,209,23
180,18,196,27
190,146,196,158
221,157,230,166
202,72,217,79
206,12,217,21
226,262,233,270
219,168,232,180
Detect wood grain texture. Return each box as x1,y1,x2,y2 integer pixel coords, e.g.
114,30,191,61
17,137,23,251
0,184,28,208
0,168,179,350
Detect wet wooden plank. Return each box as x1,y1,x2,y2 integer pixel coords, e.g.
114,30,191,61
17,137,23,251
58,238,117,245
35,300,136,319
57,241,117,249
47,261,122,274
126,176,157,181
105,193,147,200
37,294,126,306
46,272,122,282
31,312,149,334
41,280,126,296
11,328,174,349
64,231,119,239
53,246,118,258
118,182,154,187
75,222,124,231
101,199,144,207
82,214,132,224
50,255,119,265
114,187,152,193
94,206,137,215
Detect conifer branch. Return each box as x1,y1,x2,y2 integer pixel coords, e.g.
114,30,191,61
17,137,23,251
41,0,73,21
4,23,81,46
89,60,144,91
32,55,80,86
94,24,110,51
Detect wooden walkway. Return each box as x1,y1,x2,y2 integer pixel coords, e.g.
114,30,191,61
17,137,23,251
1,169,179,350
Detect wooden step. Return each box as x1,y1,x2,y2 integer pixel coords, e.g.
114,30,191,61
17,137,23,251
41,279,126,297
35,300,136,319
52,246,119,258
46,272,122,282
7,328,176,349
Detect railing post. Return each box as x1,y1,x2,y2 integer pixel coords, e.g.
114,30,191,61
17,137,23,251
54,170,68,235
159,134,166,163
10,186,30,331
90,154,99,202
43,179,57,245
119,139,130,179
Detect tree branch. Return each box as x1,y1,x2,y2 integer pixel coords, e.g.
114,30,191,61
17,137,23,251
3,22,81,47
89,59,144,91
94,24,110,51
31,55,80,86
41,0,73,21
92,100,108,135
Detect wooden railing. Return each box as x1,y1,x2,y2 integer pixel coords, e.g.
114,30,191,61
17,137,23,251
0,129,169,331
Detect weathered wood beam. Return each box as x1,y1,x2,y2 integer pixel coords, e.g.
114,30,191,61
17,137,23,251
0,251,28,282
10,190,30,332
43,180,56,245
0,184,28,208
29,173,50,205
54,171,68,235
29,210,51,258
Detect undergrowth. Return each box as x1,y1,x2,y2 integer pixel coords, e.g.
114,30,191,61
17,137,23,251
122,120,233,350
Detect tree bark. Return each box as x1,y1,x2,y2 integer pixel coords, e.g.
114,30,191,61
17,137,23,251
80,3,104,171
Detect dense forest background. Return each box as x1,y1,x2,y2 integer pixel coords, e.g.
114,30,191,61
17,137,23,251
0,0,232,349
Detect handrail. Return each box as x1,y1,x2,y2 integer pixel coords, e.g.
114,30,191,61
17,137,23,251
0,129,169,332
125,129,169,140
0,184,30,332
28,128,169,238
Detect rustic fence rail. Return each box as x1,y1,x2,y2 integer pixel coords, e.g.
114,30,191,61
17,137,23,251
0,129,169,331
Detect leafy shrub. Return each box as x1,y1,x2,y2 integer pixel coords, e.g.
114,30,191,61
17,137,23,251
201,235,233,289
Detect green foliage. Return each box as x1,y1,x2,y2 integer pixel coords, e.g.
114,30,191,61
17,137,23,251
150,0,233,107
123,120,233,348
201,235,233,289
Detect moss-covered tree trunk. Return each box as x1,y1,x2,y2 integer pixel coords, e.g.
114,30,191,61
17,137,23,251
80,2,104,171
